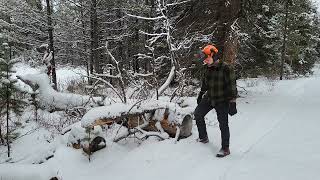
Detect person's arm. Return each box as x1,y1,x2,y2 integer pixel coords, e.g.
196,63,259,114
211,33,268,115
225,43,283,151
200,77,208,94
225,65,238,115
197,74,208,104
225,65,238,101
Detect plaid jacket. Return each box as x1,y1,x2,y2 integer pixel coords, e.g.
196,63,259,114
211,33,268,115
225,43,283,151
200,61,238,103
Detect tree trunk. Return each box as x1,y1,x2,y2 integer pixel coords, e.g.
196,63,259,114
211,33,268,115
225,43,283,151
90,0,100,74
79,0,91,84
215,0,241,64
6,60,10,157
46,0,57,90
116,1,126,72
280,0,289,80
0,125,4,144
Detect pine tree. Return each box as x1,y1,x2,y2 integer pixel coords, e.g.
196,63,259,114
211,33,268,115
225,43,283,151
285,0,320,75
0,39,26,157
239,0,320,78
0,0,47,63
0,32,5,145
239,0,281,77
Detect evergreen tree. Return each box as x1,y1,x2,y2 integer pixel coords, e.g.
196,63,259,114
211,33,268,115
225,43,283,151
285,0,320,75
239,0,320,78
239,0,281,77
0,0,47,64
0,39,27,157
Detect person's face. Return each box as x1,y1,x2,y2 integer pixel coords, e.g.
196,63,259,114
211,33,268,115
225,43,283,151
203,56,214,65
203,52,215,66
196,50,215,66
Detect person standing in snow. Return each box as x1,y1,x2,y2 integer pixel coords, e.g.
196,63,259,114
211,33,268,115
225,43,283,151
194,44,238,158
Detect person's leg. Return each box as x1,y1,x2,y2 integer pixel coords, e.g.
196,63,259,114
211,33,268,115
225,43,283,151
215,102,230,149
194,97,214,140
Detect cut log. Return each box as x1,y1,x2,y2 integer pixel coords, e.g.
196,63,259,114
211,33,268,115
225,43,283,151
141,114,192,138
83,136,106,155
72,140,81,149
92,110,193,139
82,102,194,141
89,110,157,127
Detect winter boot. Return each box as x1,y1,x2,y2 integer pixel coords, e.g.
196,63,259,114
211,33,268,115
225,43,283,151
216,147,230,158
197,137,209,144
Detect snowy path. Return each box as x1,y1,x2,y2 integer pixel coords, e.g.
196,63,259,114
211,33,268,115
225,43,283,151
225,75,320,180
1,65,320,180
48,71,320,180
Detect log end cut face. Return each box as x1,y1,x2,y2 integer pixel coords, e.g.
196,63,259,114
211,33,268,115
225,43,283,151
179,115,193,138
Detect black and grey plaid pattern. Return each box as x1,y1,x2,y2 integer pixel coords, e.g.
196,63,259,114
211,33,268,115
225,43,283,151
201,62,238,103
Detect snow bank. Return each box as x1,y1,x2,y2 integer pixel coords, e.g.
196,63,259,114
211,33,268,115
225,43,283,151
67,122,104,145
0,164,59,180
18,73,90,110
56,66,87,91
81,100,194,128
13,62,40,75
67,122,86,144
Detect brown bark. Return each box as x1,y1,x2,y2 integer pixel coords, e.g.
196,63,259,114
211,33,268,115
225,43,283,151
79,0,91,83
280,0,289,80
6,62,10,157
217,0,241,64
90,0,100,74
175,0,241,65
46,0,57,90
0,125,4,144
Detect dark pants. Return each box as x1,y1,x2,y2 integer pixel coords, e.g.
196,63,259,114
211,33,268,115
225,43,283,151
194,98,230,149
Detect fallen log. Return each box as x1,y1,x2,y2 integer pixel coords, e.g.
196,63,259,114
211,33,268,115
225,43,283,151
89,108,192,139
81,101,193,141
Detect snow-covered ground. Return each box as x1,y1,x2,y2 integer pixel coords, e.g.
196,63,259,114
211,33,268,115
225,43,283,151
1,64,320,180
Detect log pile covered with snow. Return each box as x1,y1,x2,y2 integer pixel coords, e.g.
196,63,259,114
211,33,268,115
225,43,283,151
81,100,194,139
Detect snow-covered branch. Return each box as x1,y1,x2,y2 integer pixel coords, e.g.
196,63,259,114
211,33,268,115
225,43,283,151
167,0,191,6
153,66,176,99
84,75,125,103
133,73,153,78
17,73,91,111
92,73,120,79
126,13,166,20
135,53,153,60
139,30,168,37
105,41,127,103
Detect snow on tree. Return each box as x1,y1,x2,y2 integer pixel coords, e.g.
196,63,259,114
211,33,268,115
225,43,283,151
0,40,27,157
0,0,47,63
238,0,320,78
16,73,93,111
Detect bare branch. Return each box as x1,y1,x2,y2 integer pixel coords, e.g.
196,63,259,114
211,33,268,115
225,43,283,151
133,73,153,78
83,74,125,103
139,30,168,37
167,0,191,6
126,13,166,20
105,41,127,103
153,66,176,99
93,73,120,79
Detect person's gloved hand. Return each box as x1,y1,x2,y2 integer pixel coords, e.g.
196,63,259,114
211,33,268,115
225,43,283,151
197,92,205,104
229,101,237,116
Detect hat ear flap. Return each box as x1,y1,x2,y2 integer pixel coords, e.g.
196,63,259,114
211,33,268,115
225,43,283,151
213,54,219,62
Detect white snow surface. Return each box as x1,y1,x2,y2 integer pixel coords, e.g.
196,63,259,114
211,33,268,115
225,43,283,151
0,164,59,180
18,73,90,110
13,62,87,91
1,63,320,180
